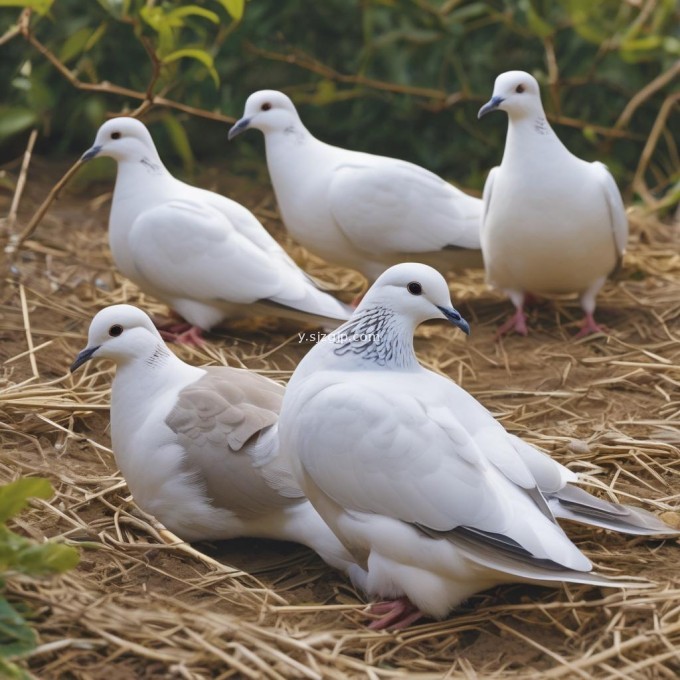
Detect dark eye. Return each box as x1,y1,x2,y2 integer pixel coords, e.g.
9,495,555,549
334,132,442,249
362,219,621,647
407,282,422,296
261,102,271,111
515,84,525,94
108,324,123,337
111,131,121,140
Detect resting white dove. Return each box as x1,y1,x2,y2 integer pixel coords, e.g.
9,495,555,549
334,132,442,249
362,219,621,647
279,263,671,629
478,71,628,337
81,118,352,345
228,91,484,283
70,304,366,587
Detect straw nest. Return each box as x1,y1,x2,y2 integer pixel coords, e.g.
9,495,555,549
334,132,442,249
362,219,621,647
1,156,679,679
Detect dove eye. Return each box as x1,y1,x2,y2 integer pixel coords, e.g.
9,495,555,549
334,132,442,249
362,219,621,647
111,132,121,140
407,282,423,296
515,84,525,94
261,103,272,111
108,324,123,337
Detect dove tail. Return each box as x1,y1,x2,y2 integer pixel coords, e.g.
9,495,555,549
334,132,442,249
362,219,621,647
548,484,680,537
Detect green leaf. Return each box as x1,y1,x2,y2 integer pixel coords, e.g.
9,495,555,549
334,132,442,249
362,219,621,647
162,113,194,173
0,479,52,524
0,597,36,658
162,48,219,87
0,657,31,680
0,108,37,142
0,527,79,576
59,27,94,64
213,0,245,21
165,6,219,25
0,0,54,15
520,0,554,38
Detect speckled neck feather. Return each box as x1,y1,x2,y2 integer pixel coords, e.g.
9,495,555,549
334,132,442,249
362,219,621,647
332,306,418,370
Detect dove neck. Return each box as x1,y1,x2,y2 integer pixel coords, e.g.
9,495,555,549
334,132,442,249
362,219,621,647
263,123,327,183
322,305,420,371
502,113,566,167
111,344,200,416
113,154,171,199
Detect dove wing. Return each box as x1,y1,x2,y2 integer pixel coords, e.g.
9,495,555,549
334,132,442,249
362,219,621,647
328,158,482,256
166,367,303,518
592,161,628,258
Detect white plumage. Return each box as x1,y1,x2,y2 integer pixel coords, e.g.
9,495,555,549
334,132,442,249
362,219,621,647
229,91,483,282
81,118,352,344
478,71,628,337
279,263,665,628
70,304,365,587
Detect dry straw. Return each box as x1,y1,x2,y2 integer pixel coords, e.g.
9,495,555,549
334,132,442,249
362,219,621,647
0,140,679,678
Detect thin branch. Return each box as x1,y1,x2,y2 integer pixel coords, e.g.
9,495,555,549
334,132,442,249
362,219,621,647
615,59,680,130
20,29,235,125
4,128,38,235
632,91,680,208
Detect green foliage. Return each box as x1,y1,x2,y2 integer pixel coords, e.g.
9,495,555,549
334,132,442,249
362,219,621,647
0,0,677,205
0,478,79,678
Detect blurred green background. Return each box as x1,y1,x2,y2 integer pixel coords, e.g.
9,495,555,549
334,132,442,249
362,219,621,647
1,0,678,209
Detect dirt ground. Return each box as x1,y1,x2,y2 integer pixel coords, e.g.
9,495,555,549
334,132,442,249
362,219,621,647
1,156,679,679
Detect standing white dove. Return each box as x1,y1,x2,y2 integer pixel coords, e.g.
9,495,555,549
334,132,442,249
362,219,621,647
478,71,628,337
279,263,665,629
70,304,367,588
228,91,483,284
81,118,352,345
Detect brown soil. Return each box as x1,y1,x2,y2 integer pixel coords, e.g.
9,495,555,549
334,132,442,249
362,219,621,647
1,156,679,678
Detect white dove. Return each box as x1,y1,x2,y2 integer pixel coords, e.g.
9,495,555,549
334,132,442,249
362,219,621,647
478,71,628,337
70,304,366,587
279,263,668,629
228,91,483,284
81,118,352,345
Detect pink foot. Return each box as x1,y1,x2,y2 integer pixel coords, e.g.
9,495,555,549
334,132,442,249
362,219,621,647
351,292,365,308
158,324,205,346
367,597,424,630
495,308,528,339
574,312,606,338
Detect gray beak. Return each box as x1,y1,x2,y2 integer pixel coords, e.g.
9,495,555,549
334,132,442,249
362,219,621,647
437,306,470,335
70,345,100,372
228,117,252,140
477,96,505,119
81,145,102,161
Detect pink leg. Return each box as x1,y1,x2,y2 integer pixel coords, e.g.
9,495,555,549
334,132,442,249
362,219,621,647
367,597,424,630
574,312,606,338
351,292,365,308
154,317,205,346
495,308,528,339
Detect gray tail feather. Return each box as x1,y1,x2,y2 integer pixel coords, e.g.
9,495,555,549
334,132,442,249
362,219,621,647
445,528,651,590
548,484,680,537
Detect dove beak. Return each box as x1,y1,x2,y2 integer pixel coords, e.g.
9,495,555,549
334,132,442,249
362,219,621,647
437,305,470,335
478,96,505,119
81,145,102,162
228,117,252,140
70,345,100,372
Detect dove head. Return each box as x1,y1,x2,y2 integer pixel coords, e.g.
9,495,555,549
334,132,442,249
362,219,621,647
71,304,168,372
228,90,302,140
359,263,470,334
81,118,159,163
478,71,543,120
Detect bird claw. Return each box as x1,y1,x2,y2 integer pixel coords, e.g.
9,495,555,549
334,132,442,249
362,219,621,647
574,313,607,338
158,325,205,346
366,597,424,630
495,309,528,339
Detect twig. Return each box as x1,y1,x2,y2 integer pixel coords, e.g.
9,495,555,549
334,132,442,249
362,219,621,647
5,159,85,256
18,284,39,379
632,91,680,208
615,59,680,130
4,128,38,235
19,29,235,125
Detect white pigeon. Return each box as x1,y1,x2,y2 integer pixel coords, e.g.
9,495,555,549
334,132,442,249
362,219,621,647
70,304,367,588
81,118,352,345
478,71,628,337
228,90,484,283
279,263,668,629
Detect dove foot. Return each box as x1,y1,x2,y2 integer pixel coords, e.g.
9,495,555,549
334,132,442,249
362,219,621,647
159,324,205,346
574,313,606,338
495,309,528,339
367,597,424,630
